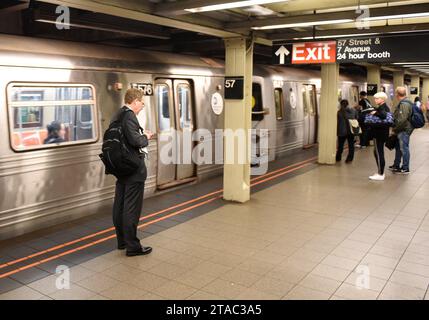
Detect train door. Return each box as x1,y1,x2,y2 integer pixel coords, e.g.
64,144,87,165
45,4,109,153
302,84,318,146
155,79,196,190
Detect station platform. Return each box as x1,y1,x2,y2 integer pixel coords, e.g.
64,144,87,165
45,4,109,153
1,129,429,300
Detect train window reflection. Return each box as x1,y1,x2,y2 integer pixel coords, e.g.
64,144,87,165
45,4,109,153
10,86,94,101
178,84,192,130
156,84,170,132
79,105,92,123
274,88,283,120
302,87,309,115
7,83,98,151
307,85,315,115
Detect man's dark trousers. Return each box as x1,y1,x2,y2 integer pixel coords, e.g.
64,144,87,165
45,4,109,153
113,181,144,252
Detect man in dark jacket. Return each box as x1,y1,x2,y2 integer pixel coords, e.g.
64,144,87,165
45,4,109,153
336,99,358,163
391,87,413,174
357,91,373,148
112,88,154,256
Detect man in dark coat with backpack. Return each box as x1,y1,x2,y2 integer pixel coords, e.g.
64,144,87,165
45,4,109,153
391,87,414,175
110,88,154,256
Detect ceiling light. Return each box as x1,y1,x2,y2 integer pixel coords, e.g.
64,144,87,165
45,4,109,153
253,18,353,30
402,65,429,68
292,32,379,40
363,12,429,21
393,62,429,65
185,0,287,13
243,5,277,16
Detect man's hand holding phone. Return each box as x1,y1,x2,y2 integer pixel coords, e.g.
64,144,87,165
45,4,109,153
144,130,155,140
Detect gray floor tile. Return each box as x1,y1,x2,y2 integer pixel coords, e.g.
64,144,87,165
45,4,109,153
0,277,22,294
0,286,45,300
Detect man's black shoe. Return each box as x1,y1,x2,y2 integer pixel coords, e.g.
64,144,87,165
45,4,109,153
126,246,152,257
117,244,126,250
388,165,399,171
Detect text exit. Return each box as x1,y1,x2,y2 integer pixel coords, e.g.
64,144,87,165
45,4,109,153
292,41,337,64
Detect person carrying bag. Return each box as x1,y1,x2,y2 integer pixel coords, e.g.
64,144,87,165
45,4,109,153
364,92,392,181
336,99,359,163
101,89,155,257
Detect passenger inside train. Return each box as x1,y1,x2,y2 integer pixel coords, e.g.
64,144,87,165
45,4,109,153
43,121,66,144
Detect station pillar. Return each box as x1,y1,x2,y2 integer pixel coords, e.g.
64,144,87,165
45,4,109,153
367,65,381,105
393,71,404,108
318,63,339,165
422,78,429,107
410,75,420,102
222,37,252,203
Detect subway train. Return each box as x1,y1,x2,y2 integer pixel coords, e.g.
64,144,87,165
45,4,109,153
0,34,395,240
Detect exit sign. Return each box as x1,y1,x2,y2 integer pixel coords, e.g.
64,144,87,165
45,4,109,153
273,41,337,65
292,41,337,64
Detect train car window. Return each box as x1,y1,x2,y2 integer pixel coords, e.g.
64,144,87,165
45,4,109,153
7,83,98,151
302,87,309,115
11,86,94,101
307,85,316,115
274,88,284,120
156,84,170,131
252,83,264,121
177,84,192,129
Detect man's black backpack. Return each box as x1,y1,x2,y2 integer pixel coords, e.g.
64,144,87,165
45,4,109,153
99,109,141,178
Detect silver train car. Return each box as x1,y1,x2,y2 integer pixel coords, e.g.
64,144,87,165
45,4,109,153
0,34,392,240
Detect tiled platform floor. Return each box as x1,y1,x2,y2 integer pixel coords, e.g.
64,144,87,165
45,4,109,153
2,129,429,300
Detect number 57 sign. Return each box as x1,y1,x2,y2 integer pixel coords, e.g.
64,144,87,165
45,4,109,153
224,76,244,100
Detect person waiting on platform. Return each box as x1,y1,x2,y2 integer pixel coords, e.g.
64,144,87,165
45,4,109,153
365,92,392,181
44,121,66,144
390,87,414,175
422,96,429,122
111,88,154,257
336,99,358,163
356,91,373,148
415,96,422,109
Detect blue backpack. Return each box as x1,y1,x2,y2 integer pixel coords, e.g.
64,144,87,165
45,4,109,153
406,101,426,129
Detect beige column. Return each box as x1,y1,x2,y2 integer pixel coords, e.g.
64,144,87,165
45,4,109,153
318,63,339,165
422,78,429,106
367,65,381,106
393,71,404,108
410,75,420,102
223,37,252,203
